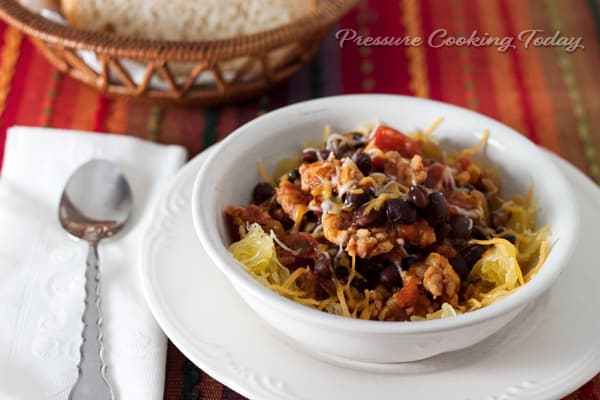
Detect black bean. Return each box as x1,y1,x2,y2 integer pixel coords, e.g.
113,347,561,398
351,277,369,292
386,198,416,225
408,185,429,209
450,238,468,248
315,283,330,301
300,150,318,163
335,266,349,281
354,152,372,176
472,225,490,240
379,265,402,288
462,244,488,267
287,168,300,182
449,215,472,239
404,244,420,254
502,234,517,244
351,131,365,142
356,258,381,282
353,204,383,227
319,278,337,296
343,191,371,210
252,182,275,204
314,253,332,278
435,223,452,241
335,144,353,158
425,192,449,226
401,254,421,269
475,182,488,194
450,256,469,281
450,244,488,280
280,217,294,231
304,210,318,222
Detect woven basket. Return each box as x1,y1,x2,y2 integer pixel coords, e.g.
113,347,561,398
0,0,357,105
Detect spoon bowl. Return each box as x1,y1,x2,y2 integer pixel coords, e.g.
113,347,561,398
59,159,132,400
59,160,132,242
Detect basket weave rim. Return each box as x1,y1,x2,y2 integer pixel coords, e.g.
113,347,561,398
0,0,357,60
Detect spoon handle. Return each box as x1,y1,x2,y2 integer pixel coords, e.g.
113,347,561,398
69,243,114,400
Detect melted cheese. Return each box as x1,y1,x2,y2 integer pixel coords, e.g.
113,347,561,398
363,181,406,214
293,204,308,232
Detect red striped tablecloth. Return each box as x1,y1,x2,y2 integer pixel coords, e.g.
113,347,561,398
1,0,599,399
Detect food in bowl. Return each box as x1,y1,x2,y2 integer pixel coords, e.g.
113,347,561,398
225,120,550,322
193,95,577,362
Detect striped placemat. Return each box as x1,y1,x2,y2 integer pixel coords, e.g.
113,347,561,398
0,0,598,398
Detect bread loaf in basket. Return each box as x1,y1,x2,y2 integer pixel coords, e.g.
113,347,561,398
0,0,357,105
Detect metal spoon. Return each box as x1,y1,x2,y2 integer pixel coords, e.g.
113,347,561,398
59,159,133,400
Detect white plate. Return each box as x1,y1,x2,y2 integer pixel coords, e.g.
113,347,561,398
140,146,600,400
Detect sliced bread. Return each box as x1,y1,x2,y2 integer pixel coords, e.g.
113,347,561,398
60,0,314,41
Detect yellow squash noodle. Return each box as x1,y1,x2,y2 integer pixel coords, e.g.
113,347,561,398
466,238,525,310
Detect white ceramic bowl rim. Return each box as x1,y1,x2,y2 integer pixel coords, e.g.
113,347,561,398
192,94,579,335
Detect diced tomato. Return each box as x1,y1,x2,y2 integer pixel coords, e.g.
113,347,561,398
371,125,421,157
392,278,421,308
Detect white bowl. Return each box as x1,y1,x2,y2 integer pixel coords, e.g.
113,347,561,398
191,94,579,363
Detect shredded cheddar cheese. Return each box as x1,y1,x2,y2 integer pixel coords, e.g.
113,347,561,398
336,284,351,317
459,129,490,158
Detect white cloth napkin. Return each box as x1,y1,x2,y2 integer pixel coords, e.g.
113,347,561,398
0,127,187,400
